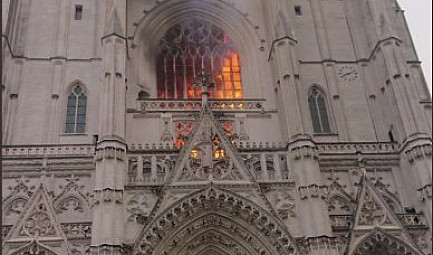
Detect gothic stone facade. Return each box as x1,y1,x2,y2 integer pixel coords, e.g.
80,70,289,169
2,0,432,255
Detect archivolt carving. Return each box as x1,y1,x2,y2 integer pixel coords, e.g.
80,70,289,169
352,231,423,255
134,187,300,255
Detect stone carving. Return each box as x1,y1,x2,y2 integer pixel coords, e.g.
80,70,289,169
127,155,176,184
135,188,300,255
290,145,319,160
328,196,352,215
3,177,35,217
353,231,423,255
418,184,432,201
178,115,244,181
10,241,57,255
2,225,12,243
409,233,430,254
22,203,54,237
70,243,89,255
92,189,123,206
95,147,126,162
405,143,432,163
5,198,29,217
270,190,297,219
298,184,328,200
61,223,91,239
54,175,90,214
297,236,341,255
358,190,388,226
126,192,156,223
181,154,242,181
160,116,174,144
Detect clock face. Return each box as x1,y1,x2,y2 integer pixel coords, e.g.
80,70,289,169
338,66,359,83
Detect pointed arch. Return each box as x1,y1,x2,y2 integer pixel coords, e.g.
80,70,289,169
130,0,263,98
2,196,29,217
133,187,301,255
327,180,355,215
156,19,244,100
308,85,332,134
351,230,423,255
64,80,88,134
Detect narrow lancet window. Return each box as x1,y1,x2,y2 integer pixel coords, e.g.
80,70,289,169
308,88,331,133
66,85,87,133
75,5,83,20
157,19,243,100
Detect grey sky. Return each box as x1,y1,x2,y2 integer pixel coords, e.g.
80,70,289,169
398,0,432,93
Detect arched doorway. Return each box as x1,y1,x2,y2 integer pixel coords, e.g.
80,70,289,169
133,188,301,255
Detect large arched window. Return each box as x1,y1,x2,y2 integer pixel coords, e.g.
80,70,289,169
308,87,331,133
65,84,87,133
157,19,243,99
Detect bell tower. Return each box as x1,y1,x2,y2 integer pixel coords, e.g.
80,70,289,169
1,0,431,255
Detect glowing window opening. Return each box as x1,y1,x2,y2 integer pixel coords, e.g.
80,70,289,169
157,19,243,100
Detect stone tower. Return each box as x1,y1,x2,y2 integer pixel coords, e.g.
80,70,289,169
2,0,432,254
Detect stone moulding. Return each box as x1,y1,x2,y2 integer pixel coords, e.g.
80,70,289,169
2,144,95,157
133,187,302,255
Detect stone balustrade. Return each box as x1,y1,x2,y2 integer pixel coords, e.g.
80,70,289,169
2,144,95,157
329,213,428,232
136,99,267,113
61,222,92,239
317,142,398,154
329,215,354,231
397,213,429,230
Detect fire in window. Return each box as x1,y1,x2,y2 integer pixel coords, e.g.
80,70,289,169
157,19,243,100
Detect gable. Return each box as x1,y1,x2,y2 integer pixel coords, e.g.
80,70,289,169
170,106,255,184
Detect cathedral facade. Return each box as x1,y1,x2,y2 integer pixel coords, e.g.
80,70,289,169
2,0,432,254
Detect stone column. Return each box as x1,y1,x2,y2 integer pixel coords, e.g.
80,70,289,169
272,37,304,138
288,136,339,255
90,1,127,254
273,153,282,180
265,0,304,140
401,138,432,232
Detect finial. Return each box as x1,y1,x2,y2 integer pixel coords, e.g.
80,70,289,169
193,71,215,106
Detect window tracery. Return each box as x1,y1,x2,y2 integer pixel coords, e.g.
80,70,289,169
157,19,243,100
308,87,331,133
65,85,87,133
